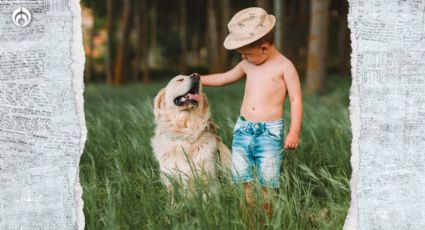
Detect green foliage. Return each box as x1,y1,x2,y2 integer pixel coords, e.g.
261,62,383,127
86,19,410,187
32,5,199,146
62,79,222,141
81,76,352,229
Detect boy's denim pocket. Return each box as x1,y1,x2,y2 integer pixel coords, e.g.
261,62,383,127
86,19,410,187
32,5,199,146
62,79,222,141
265,125,283,141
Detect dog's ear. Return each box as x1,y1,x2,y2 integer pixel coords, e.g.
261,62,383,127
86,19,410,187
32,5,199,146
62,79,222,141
154,88,166,120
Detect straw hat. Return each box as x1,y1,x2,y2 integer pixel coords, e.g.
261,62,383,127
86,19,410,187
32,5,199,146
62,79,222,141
223,7,276,50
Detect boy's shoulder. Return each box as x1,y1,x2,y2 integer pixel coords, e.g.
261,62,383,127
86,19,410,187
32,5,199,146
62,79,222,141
276,54,297,73
238,59,250,67
276,53,294,66
265,53,296,73
234,59,252,72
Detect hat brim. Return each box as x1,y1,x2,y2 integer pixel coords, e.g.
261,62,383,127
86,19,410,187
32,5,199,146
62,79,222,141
223,15,276,50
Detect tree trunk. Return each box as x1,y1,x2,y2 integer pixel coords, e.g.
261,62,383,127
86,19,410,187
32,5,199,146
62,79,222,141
141,0,149,83
256,0,272,12
219,0,230,69
207,0,221,73
283,0,296,61
105,0,115,84
149,0,158,68
134,0,149,83
133,0,141,82
297,0,310,76
85,0,96,83
274,0,283,51
113,0,132,85
179,0,187,74
286,0,310,76
338,0,350,76
306,0,330,94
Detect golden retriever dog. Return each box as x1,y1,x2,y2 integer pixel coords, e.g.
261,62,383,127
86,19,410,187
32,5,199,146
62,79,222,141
151,73,231,190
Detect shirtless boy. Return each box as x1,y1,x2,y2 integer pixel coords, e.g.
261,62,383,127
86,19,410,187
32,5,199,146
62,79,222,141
200,7,303,220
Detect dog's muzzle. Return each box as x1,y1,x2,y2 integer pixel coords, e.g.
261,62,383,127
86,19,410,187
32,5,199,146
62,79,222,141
173,74,202,107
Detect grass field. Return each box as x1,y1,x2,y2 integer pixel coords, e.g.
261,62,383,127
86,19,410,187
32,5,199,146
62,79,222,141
80,75,352,229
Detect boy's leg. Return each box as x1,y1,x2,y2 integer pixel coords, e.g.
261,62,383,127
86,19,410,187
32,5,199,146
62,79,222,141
231,117,255,226
244,183,273,222
261,187,273,221
243,184,273,225
244,182,254,206
242,182,254,228
254,120,285,222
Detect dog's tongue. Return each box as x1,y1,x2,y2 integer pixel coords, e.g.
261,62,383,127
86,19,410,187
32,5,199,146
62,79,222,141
187,93,202,102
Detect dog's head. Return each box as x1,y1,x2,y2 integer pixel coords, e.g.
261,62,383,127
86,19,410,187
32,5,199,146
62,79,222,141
154,74,209,121
167,73,202,109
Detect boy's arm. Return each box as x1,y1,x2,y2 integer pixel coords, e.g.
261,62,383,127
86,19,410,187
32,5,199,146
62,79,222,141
282,61,303,150
200,62,245,86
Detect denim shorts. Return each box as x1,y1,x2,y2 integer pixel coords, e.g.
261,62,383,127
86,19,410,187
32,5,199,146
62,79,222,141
231,116,285,188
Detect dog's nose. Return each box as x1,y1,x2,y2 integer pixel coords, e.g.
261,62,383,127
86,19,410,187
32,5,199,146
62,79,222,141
190,73,200,81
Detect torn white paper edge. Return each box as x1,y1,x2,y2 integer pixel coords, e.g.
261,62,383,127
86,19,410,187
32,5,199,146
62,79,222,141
69,0,87,229
0,0,86,228
344,0,425,229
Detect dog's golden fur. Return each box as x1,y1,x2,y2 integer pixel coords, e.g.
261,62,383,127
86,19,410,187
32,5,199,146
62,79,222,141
151,75,231,189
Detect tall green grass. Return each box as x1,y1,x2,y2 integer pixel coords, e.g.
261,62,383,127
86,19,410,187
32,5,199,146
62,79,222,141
81,75,352,229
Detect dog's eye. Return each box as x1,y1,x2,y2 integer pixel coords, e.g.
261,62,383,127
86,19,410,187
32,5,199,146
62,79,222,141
177,78,184,82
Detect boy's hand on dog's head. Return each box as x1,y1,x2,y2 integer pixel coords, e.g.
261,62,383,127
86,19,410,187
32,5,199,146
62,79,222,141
284,132,299,150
